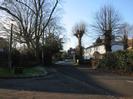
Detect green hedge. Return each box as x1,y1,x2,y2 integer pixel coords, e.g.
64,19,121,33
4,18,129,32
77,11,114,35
98,50,133,72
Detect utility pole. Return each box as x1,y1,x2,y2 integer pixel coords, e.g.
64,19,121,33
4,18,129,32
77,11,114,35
8,23,13,70
42,32,44,65
132,36,133,49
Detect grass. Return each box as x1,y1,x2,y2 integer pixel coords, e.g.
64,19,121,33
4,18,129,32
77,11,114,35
0,68,14,76
0,66,47,77
23,66,47,76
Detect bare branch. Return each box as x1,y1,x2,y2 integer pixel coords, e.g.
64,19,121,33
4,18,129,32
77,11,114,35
0,6,20,21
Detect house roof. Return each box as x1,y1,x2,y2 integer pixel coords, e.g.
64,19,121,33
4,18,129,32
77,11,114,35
86,43,105,49
85,41,123,50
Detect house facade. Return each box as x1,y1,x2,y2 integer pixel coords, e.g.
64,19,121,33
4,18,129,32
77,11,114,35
84,41,124,60
84,43,105,59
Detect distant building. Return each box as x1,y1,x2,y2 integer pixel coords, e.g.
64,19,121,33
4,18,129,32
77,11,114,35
67,48,76,58
84,38,124,60
127,38,133,49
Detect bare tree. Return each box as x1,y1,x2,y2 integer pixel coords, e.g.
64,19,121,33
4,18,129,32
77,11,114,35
72,22,87,61
92,5,121,52
42,17,65,64
120,23,133,49
0,0,60,60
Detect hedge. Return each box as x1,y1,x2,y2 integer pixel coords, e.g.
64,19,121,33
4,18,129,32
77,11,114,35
98,50,133,72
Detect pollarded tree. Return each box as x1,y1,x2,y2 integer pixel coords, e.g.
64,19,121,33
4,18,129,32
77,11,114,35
92,5,121,52
72,22,87,61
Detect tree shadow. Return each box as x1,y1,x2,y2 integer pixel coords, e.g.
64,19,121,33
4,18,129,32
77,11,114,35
0,64,123,97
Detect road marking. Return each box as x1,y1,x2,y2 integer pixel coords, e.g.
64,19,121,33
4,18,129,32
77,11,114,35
127,80,133,83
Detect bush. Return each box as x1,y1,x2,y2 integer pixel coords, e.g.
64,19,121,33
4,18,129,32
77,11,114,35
19,50,38,67
12,48,20,67
12,48,38,67
0,51,8,67
98,50,133,72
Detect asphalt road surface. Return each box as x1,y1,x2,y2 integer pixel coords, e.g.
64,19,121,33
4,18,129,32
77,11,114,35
0,60,133,99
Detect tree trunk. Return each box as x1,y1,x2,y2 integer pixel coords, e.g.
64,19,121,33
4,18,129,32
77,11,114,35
35,37,40,62
104,30,112,52
78,37,83,62
123,34,128,50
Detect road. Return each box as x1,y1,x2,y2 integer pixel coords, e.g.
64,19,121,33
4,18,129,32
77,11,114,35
0,60,133,99
54,61,133,96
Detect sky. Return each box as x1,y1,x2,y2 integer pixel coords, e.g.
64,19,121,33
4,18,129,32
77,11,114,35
62,0,133,50
0,0,132,50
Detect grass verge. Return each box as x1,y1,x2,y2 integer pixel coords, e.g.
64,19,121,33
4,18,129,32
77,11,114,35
0,66,47,77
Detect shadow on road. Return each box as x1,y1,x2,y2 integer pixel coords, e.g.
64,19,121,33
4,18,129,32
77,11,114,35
52,64,124,96
0,63,123,97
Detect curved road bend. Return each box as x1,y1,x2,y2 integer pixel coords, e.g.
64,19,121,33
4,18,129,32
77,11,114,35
0,60,133,98
54,60,133,97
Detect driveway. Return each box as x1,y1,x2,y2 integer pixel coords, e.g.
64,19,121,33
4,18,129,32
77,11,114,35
0,61,133,99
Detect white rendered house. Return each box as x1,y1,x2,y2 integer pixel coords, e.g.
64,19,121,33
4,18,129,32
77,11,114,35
84,41,124,60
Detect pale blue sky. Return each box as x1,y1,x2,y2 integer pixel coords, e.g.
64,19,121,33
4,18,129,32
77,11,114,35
0,0,132,50
62,0,133,50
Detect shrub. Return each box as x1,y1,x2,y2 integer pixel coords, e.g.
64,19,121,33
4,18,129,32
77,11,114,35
12,48,20,67
98,50,133,72
0,51,8,67
19,49,38,67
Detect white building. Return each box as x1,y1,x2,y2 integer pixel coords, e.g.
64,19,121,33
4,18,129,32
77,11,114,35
84,41,124,60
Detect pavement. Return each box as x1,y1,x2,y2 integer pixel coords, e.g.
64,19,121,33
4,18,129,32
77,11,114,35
0,60,133,99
